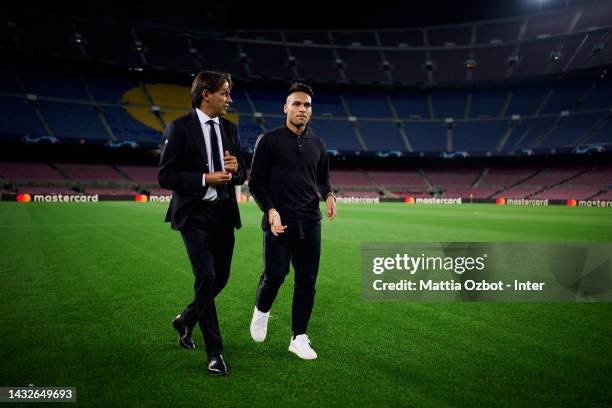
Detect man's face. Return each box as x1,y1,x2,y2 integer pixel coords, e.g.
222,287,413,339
284,92,312,129
203,80,232,117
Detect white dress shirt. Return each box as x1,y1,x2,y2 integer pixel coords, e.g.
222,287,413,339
195,108,225,201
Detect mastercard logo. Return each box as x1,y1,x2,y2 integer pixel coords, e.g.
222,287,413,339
134,194,149,202
566,199,577,207
496,198,506,205
16,193,31,202
404,197,415,204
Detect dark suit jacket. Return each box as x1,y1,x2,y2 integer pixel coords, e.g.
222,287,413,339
158,110,246,230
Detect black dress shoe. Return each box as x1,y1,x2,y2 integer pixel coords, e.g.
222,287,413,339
207,354,229,376
172,316,196,349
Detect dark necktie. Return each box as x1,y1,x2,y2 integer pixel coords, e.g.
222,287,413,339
207,120,226,201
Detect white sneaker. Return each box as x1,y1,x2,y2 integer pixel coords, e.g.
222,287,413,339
250,306,270,342
289,334,317,360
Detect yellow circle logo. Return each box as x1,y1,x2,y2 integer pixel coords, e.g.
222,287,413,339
122,84,239,132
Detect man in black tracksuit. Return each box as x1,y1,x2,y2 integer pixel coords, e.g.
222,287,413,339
248,82,336,360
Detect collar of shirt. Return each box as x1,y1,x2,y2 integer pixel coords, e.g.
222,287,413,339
195,108,220,126
284,124,310,138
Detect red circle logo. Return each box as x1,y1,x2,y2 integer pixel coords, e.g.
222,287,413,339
16,193,31,202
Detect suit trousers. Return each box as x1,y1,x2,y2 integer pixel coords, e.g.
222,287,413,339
178,200,234,357
255,220,321,336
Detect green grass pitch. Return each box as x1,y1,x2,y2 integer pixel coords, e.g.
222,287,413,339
1,202,611,407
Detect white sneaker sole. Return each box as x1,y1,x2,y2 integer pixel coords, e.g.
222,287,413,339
288,344,317,360
250,309,268,343
250,326,267,342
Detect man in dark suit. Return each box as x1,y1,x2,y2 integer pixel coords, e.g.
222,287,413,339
158,71,246,375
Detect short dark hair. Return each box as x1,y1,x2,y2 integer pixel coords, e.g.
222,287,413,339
287,82,313,98
191,71,233,109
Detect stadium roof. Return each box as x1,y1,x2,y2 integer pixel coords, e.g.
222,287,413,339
10,0,607,30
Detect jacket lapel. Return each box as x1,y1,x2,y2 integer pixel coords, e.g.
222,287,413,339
218,118,231,155
188,110,208,163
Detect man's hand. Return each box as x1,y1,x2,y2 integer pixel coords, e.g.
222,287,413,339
325,195,337,221
205,171,232,185
268,208,287,236
223,150,238,174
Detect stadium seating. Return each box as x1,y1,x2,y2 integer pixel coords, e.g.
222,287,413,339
358,121,406,151
138,29,197,72
2,74,610,152
53,164,125,181
479,166,542,188
470,91,507,118
424,168,482,188
310,119,362,151
330,170,373,187
505,88,548,116
85,75,140,104
2,52,610,153
403,121,447,152
16,186,79,195
2,6,611,207
367,170,427,188
337,191,381,198
391,94,430,119
594,190,612,200
5,3,611,85
84,187,137,196
103,106,162,146
116,165,159,183
0,162,65,180
452,121,508,151
21,70,89,100
0,95,47,138
2,160,609,201
38,101,109,143
242,43,294,80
